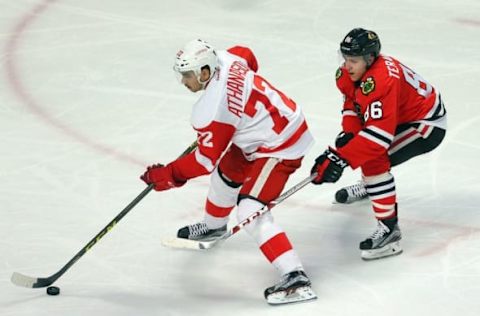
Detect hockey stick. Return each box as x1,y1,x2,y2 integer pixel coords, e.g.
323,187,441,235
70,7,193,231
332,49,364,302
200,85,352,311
11,141,198,288
162,173,317,250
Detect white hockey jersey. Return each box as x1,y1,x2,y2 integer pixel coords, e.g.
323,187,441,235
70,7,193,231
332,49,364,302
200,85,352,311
172,47,314,180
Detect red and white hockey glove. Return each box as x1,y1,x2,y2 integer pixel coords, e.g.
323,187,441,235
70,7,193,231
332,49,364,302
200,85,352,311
310,148,349,184
140,163,186,191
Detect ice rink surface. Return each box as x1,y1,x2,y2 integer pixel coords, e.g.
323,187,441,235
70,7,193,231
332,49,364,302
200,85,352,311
1,0,479,315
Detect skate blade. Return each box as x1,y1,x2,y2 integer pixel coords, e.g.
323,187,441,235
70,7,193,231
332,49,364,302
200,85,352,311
361,241,403,260
332,196,368,205
161,237,219,250
266,286,317,305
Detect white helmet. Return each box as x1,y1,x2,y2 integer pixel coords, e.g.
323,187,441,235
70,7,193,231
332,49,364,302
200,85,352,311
173,39,218,84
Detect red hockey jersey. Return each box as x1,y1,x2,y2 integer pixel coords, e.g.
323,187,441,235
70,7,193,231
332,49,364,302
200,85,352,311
335,55,446,169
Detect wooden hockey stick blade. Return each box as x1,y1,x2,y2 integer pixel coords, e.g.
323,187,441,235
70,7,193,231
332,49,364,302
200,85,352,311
11,272,37,288
161,237,221,250
11,272,53,288
161,237,202,250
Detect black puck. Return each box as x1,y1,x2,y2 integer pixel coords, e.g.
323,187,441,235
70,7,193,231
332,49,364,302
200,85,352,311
335,188,348,203
46,286,60,296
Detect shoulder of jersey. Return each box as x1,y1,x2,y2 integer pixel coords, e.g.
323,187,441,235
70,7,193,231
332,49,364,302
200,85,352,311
358,57,397,97
190,83,225,130
335,67,347,81
335,67,355,96
190,53,239,129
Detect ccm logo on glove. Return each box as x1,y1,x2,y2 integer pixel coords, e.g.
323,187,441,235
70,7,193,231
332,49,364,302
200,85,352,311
311,148,349,184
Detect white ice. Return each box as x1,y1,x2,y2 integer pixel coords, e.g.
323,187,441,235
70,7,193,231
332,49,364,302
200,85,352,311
1,0,480,315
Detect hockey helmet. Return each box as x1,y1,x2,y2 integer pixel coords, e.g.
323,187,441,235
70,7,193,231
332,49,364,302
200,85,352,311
340,28,381,60
174,39,218,84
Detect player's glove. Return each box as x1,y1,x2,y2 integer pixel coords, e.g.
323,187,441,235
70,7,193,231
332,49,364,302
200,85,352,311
140,163,186,191
310,147,349,184
335,131,354,148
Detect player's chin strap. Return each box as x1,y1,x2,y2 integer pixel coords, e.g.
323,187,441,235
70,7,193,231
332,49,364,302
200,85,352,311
365,54,378,68
198,67,218,89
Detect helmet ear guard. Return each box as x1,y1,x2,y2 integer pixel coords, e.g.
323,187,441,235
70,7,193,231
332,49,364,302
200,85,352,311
340,28,381,66
174,39,218,85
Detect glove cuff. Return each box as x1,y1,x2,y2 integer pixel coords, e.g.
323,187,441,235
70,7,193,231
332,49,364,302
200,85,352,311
166,162,187,187
326,147,349,169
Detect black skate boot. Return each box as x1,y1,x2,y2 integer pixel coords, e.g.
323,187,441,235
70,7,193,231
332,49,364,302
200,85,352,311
335,181,368,204
177,221,227,241
360,216,402,260
264,270,317,305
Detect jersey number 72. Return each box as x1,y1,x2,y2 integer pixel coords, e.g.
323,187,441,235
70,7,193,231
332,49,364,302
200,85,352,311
244,75,297,134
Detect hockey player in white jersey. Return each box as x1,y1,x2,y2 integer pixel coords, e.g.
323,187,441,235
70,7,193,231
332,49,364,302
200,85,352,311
140,39,316,305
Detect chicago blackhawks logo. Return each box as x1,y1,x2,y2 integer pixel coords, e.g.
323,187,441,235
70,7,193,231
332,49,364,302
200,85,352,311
367,32,378,40
361,77,375,95
335,68,342,80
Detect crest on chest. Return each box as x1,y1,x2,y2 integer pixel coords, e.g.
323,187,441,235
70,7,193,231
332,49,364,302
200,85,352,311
360,77,375,95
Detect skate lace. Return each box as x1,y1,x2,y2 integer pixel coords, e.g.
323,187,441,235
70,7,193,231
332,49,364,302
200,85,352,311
189,222,209,237
369,221,390,240
276,271,308,290
347,182,367,198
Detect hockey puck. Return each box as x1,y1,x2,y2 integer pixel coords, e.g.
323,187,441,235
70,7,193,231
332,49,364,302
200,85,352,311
46,286,60,296
335,189,348,203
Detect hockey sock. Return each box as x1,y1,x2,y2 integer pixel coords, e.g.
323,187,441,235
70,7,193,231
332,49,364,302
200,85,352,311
237,198,303,275
364,172,397,220
204,168,240,229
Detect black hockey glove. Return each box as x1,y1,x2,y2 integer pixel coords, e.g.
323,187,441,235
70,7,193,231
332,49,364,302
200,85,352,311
310,147,349,184
335,131,354,148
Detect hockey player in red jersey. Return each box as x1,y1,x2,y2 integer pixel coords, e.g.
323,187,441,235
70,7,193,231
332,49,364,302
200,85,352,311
140,39,316,304
310,28,446,260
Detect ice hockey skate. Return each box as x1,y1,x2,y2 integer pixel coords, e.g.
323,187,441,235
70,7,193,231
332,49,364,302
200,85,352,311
177,221,227,240
161,221,227,250
264,270,317,305
334,181,368,204
360,217,402,260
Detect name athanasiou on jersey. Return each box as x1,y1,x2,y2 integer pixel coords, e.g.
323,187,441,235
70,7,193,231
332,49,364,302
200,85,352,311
172,47,314,180
335,54,446,169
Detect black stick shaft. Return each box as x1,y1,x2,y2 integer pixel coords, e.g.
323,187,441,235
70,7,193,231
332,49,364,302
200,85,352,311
23,141,197,288
41,184,154,286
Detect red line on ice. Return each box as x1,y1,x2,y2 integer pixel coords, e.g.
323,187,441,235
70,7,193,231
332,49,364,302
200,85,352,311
4,0,146,167
455,18,480,27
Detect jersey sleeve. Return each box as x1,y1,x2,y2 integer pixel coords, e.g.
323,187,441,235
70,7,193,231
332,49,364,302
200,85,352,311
169,121,236,181
227,46,259,72
341,98,363,134
337,76,398,169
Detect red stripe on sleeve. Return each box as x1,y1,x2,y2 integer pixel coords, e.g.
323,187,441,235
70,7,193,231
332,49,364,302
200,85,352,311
170,152,210,180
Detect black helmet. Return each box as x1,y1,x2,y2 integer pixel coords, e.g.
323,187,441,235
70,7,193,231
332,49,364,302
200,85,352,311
340,28,381,59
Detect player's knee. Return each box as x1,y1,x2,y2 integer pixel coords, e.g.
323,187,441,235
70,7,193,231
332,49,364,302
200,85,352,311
217,167,243,188
236,198,264,222
236,198,272,236
208,168,240,206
